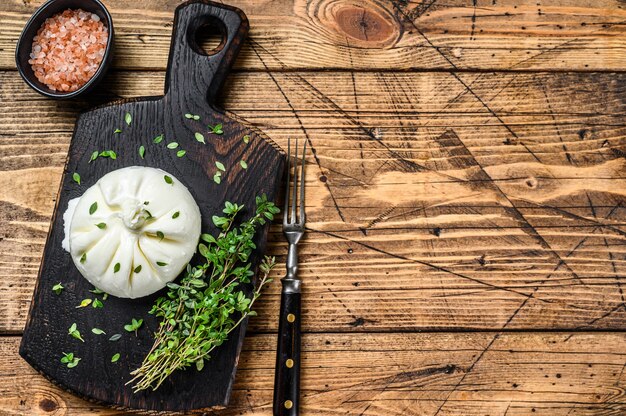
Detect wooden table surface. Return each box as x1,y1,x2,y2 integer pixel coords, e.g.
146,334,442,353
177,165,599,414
1,0,626,414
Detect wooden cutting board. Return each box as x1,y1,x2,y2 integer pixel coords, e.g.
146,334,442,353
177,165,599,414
19,1,284,411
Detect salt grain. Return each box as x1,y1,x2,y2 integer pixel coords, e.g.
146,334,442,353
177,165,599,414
29,9,108,92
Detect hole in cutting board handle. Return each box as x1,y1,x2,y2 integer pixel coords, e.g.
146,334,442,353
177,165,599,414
164,2,249,103
188,16,227,56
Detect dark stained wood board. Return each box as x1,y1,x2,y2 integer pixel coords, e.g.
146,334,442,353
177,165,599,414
18,0,284,412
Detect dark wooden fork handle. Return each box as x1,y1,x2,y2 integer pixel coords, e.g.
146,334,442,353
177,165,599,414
273,279,301,416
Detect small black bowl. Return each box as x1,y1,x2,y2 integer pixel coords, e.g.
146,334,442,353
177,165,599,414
15,0,114,99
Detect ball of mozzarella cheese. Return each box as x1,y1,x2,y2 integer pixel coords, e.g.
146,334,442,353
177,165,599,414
62,166,202,298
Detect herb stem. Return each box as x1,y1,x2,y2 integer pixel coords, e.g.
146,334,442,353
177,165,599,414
128,197,278,392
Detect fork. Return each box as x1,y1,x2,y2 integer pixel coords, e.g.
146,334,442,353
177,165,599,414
273,137,306,416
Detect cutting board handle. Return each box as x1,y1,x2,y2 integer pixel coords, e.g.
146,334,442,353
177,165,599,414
164,0,249,104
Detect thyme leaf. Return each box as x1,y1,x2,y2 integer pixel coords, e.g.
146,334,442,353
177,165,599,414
52,282,64,295
194,132,205,144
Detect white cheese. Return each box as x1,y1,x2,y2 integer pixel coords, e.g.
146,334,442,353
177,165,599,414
63,166,202,298
62,197,79,252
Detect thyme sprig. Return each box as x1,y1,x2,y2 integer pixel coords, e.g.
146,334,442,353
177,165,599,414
129,195,279,392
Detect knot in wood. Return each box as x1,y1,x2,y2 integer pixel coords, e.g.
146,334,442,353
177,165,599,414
39,397,59,412
333,4,399,47
525,177,538,189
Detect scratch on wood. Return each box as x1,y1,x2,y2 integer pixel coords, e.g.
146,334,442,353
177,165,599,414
314,275,359,323
587,193,626,309
469,0,478,41
538,76,574,165
307,227,578,307
441,129,588,289
432,333,501,416
392,2,542,163
516,199,626,238
247,38,428,178
248,40,347,222
362,205,397,232
507,19,626,70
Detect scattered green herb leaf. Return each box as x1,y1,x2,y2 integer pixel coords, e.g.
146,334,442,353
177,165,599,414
114,263,121,273
215,161,225,171
95,222,107,229
134,265,142,274
90,288,104,294
72,172,81,185
208,123,223,135
153,134,164,144
176,150,186,158
114,128,122,134
124,318,143,336
92,328,106,335
156,231,164,241
92,298,104,309
139,145,145,159
80,253,87,263
194,132,205,144
76,298,92,308
68,323,84,342
240,160,248,169
213,172,221,184
109,334,122,342
166,142,179,149
89,151,99,163
89,202,98,215
52,283,64,295
243,135,250,144
164,175,173,185
111,353,121,363
98,150,117,160
172,211,180,219
157,261,168,267
125,112,132,126
185,113,193,119
61,352,80,368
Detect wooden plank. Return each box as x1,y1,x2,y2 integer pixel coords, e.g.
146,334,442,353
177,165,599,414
1,70,625,333
1,332,626,415
1,0,626,71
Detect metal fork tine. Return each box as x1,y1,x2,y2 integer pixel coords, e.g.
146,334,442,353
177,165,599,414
283,137,291,225
299,139,306,224
290,138,298,224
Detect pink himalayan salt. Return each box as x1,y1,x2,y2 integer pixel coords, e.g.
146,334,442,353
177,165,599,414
28,9,108,93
